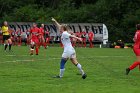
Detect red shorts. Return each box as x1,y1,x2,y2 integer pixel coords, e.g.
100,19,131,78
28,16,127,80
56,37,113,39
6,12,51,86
31,39,39,45
133,44,140,56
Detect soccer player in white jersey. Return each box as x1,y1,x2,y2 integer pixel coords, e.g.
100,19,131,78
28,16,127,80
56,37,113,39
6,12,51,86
52,17,87,79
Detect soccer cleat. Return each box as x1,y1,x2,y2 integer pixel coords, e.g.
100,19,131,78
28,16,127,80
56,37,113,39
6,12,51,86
53,75,61,78
36,54,38,55
126,68,130,75
82,73,87,79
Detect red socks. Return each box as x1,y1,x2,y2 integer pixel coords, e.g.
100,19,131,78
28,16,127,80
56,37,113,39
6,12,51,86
129,62,140,70
36,47,39,54
43,43,46,48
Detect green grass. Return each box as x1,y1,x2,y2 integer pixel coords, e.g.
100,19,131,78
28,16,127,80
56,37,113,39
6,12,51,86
0,46,139,93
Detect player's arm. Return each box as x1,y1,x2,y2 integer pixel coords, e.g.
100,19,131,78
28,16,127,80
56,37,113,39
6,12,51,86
51,17,61,29
70,35,82,42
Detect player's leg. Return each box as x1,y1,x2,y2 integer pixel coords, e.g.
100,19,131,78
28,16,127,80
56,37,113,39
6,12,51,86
126,49,140,75
30,40,35,55
19,36,22,46
15,36,17,46
13,36,16,46
35,39,39,55
83,38,86,47
70,54,87,79
54,53,68,78
58,57,68,78
3,36,8,51
35,44,39,55
47,37,50,46
81,38,83,47
89,39,93,48
17,37,19,46
27,36,29,45
8,38,12,51
42,36,46,49
38,38,41,49
46,38,49,47
4,40,8,51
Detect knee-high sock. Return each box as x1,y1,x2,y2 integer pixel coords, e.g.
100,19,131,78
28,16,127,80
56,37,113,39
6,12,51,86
129,62,140,70
9,44,12,50
36,47,39,54
76,63,85,75
5,44,8,50
59,59,67,77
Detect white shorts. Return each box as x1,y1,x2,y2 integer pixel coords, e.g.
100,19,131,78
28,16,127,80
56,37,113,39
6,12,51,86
62,50,76,59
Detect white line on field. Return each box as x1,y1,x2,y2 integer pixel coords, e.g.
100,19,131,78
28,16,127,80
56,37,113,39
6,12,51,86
1,55,131,64
6,54,130,58
6,55,29,57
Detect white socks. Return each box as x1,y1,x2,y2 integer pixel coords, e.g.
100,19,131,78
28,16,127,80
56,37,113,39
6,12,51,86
77,63,85,75
59,69,65,78
59,63,85,78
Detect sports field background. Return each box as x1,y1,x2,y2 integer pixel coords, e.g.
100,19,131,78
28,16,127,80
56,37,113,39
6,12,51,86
0,46,139,93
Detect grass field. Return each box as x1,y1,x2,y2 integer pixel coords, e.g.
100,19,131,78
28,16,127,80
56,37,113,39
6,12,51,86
0,46,140,93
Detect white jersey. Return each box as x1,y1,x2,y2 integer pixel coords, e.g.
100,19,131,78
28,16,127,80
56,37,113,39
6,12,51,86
61,31,74,52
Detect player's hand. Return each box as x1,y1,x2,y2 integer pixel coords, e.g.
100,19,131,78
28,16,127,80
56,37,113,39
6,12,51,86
51,17,56,22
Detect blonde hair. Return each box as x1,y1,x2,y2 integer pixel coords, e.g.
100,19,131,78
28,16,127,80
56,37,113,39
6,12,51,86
61,24,68,31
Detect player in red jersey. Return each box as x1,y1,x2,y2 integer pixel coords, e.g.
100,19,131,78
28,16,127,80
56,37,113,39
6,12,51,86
81,29,87,47
16,27,22,46
75,31,81,47
30,23,40,55
126,24,140,75
11,29,16,46
39,24,46,49
45,30,50,47
88,31,94,48
26,28,30,45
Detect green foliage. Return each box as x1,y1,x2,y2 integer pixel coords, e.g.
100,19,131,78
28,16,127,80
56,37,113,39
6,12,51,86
0,0,140,42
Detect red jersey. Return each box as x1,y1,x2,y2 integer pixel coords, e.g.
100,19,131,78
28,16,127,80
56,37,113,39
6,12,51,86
40,27,45,36
30,27,40,39
88,31,94,40
134,30,140,48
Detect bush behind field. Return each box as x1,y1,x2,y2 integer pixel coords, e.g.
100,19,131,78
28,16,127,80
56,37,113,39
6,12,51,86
1,0,140,42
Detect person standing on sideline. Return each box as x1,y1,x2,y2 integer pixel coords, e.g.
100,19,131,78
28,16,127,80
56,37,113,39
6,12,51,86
88,31,94,48
81,29,87,47
1,21,13,51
